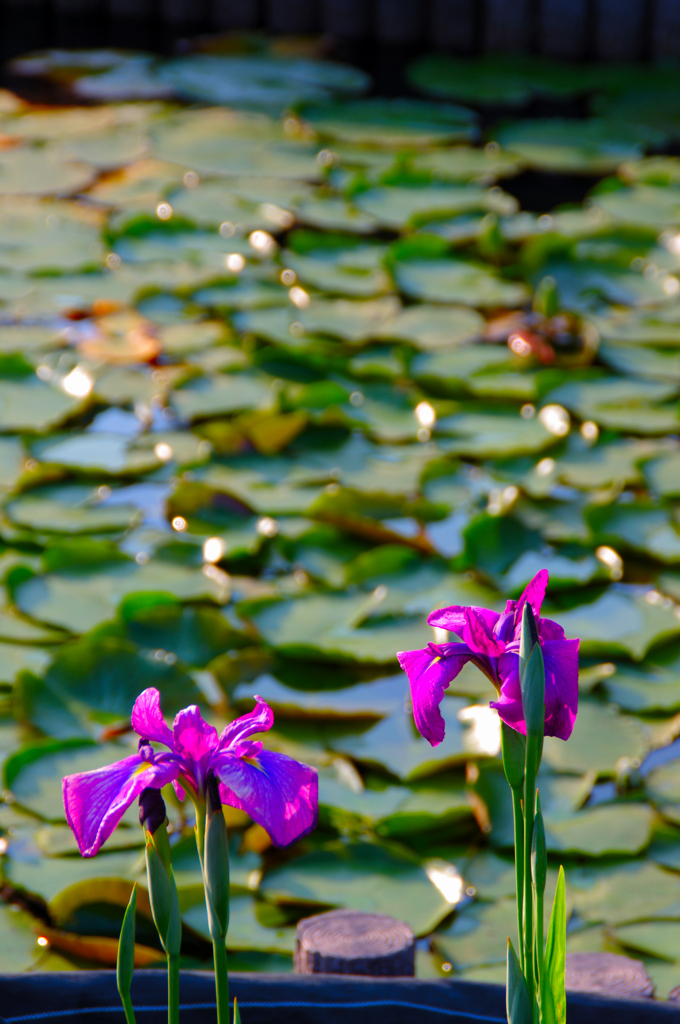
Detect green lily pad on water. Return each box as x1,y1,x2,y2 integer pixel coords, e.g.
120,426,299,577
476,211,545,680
261,841,455,936
0,905,46,971
15,559,229,634
555,587,680,660
330,699,470,781
392,259,529,307
613,920,680,962
14,631,198,739
495,119,658,174
545,804,654,857
3,739,133,820
569,860,680,925
354,185,516,231
0,146,95,196
182,892,295,953
6,485,140,536
542,700,647,776
587,502,680,563
301,99,476,148
157,55,369,111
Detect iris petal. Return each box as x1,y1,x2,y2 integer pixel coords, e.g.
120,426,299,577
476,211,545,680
218,697,274,750
515,569,549,622
131,688,174,748
491,638,579,741
62,754,178,858
462,607,504,656
173,705,219,761
213,748,318,847
427,606,467,636
398,643,476,747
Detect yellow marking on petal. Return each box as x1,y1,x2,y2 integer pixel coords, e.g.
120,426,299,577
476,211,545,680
133,762,153,775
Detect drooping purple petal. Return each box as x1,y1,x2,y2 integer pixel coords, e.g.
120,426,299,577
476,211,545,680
489,653,524,734
427,606,467,636
131,688,174,748
462,607,505,656
538,617,566,641
491,638,579,741
173,705,219,761
542,637,579,740
213,748,318,847
63,754,179,857
397,643,477,747
513,570,549,629
218,697,274,750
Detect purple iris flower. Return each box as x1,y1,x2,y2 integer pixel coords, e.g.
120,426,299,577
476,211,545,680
397,570,579,747
63,688,318,857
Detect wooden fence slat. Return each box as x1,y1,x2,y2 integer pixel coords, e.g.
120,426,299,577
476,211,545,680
53,0,101,12
267,0,316,33
483,0,532,52
652,0,680,58
375,0,425,45
321,0,371,37
108,0,155,18
594,0,646,60
211,0,260,30
159,0,208,24
429,0,476,52
538,0,588,58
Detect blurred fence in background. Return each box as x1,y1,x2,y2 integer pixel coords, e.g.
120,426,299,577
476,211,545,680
0,0,679,60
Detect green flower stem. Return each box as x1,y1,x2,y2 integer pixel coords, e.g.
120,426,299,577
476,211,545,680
511,786,525,973
523,738,539,1008
212,936,230,1024
119,991,136,1024
168,954,179,1024
194,786,230,1024
194,799,207,871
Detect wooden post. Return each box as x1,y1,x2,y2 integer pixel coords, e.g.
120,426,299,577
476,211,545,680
538,0,588,59
483,0,533,52
565,953,654,999
429,0,477,52
593,0,646,60
652,0,680,58
295,909,415,977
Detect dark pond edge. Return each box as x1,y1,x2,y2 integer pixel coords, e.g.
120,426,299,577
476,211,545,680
2,971,680,1024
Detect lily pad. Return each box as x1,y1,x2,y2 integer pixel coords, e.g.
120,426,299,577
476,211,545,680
14,632,198,739
4,739,133,820
545,804,654,857
182,893,295,953
301,99,476,147
0,146,95,196
392,259,529,308
542,700,647,776
15,559,229,633
354,185,516,231
554,587,680,660
157,55,369,111
261,841,455,936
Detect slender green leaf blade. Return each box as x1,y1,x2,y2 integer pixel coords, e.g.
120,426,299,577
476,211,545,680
116,883,137,1024
544,866,566,1024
